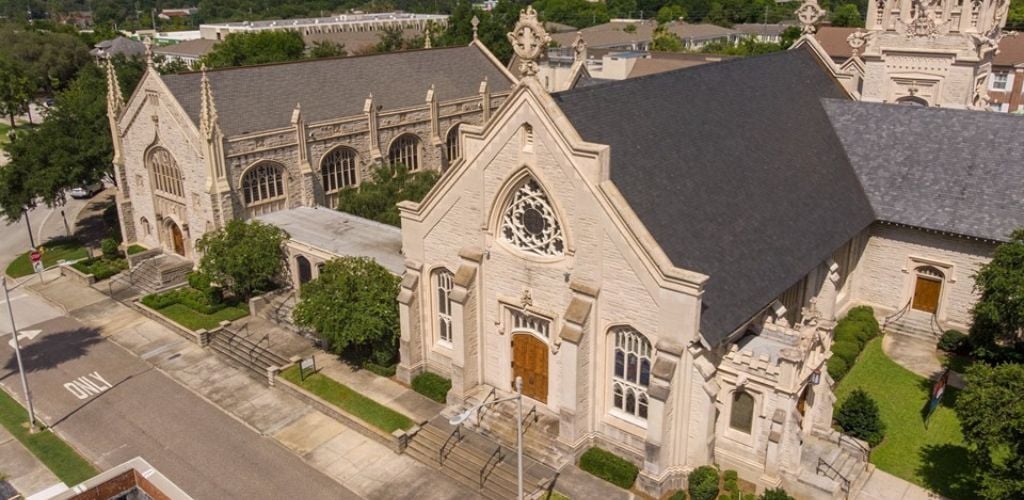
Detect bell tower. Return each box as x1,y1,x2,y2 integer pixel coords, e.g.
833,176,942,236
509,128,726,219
854,0,1013,108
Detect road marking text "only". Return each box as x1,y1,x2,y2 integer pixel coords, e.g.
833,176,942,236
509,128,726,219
64,372,112,400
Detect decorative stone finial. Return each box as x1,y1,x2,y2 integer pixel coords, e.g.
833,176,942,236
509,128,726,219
105,60,124,117
507,6,551,78
795,0,826,34
471,15,480,41
143,36,154,67
846,29,873,57
199,64,220,140
424,29,432,49
571,31,587,62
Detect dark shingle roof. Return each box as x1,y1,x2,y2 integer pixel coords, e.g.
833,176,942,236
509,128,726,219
553,48,876,344
823,99,1024,242
161,45,513,136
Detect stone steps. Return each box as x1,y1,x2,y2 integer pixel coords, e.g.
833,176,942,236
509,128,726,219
208,328,290,380
885,311,942,343
405,417,556,500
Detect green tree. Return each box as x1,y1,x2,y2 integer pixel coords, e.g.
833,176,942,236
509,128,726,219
956,362,1024,499
200,31,306,69
0,24,91,95
651,28,684,51
831,4,865,27
535,0,611,29
780,26,802,49
292,257,401,365
657,4,687,24
835,388,886,446
195,220,287,301
375,26,409,53
0,55,32,128
309,40,347,58
607,0,639,19
969,229,1024,362
335,163,440,227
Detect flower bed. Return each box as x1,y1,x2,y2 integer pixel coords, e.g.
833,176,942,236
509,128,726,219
141,287,247,331
71,257,128,281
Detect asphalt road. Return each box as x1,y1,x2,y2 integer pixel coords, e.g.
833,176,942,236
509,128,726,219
0,315,358,500
0,192,97,272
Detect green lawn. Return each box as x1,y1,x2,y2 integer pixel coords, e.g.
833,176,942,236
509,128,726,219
6,238,88,278
280,365,414,433
0,387,97,485
835,338,976,499
156,302,248,331
71,257,128,281
126,244,147,255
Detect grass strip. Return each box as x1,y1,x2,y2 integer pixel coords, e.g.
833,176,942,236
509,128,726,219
280,365,414,433
155,302,248,331
0,387,97,485
6,238,88,278
835,338,974,499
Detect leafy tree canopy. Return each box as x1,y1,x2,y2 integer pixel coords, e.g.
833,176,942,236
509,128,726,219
834,388,886,446
196,219,287,301
0,22,92,95
292,257,401,365
956,363,1024,499
335,163,439,227
831,3,865,27
200,31,307,68
969,229,1024,362
0,55,33,128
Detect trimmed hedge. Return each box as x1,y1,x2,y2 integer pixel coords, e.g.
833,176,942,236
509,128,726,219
411,372,451,403
938,329,969,354
579,447,638,489
71,257,127,281
830,306,880,383
687,465,720,500
761,487,795,500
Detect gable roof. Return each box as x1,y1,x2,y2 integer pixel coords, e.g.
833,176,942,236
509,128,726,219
553,47,876,344
160,45,513,136
823,99,1024,242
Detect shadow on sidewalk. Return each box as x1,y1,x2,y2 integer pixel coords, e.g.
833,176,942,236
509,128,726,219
3,326,102,373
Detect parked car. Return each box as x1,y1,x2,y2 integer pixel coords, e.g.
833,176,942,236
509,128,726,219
69,182,103,199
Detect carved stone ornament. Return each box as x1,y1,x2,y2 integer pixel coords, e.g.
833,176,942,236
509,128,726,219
508,6,551,77
571,31,587,62
795,0,826,34
897,0,950,38
520,289,533,309
846,30,873,57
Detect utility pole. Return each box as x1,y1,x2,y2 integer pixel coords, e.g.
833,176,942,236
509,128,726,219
3,276,38,431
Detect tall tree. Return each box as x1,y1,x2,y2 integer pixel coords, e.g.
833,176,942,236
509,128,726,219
831,4,865,27
334,163,439,227
195,220,287,301
956,363,1024,499
200,31,306,69
970,229,1024,361
0,55,32,128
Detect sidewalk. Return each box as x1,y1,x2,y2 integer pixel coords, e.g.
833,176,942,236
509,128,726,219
854,469,943,500
28,275,476,500
0,426,64,498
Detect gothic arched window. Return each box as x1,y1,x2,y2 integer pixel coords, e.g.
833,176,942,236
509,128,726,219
730,390,755,434
445,123,462,167
321,147,358,194
147,147,184,199
241,162,287,216
499,176,564,257
388,134,421,171
435,268,454,344
611,327,652,420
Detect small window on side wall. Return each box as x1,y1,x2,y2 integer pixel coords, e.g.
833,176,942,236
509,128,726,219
730,390,755,434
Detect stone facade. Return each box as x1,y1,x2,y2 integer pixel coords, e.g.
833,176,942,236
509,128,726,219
109,51,510,259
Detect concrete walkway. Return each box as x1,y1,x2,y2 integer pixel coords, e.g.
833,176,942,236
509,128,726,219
882,334,965,389
854,469,943,500
27,275,475,500
0,426,64,498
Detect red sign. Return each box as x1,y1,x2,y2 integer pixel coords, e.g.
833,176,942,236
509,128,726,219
30,251,41,263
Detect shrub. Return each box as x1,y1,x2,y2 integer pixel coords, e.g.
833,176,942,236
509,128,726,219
833,321,866,349
141,287,233,315
71,257,128,281
938,329,969,354
835,388,886,447
411,372,452,403
831,340,862,365
723,469,738,482
760,487,795,500
847,306,881,339
363,361,396,377
827,356,849,382
687,465,720,500
126,244,146,255
187,271,223,304
579,447,638,489
667,491,685,500
100,238,120,259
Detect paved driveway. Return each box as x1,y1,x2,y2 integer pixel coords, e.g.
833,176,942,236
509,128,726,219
0,315,358,500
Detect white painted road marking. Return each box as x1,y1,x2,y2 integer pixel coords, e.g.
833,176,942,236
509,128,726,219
63,372,112,400
7,329,41,349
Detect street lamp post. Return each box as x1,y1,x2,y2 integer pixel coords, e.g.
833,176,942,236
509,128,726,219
2,275,37,431
449,376,525,500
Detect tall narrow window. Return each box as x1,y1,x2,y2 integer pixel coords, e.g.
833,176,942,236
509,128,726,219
499,176,565,257
611,327,652,420
241,162,287,216
321,147,358,193
435,269,454,344
730,390,755,434
445,123,462,167
147,147,184,199
388,134,421,171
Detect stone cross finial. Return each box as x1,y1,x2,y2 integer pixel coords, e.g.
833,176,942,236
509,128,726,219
846,29,872,57
424,29,432,49
795,0,826,34
571,31,587,62
507,6,551,78
471,16,480,41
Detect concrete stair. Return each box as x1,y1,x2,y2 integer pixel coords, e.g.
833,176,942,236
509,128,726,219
885,309,941,344
404,416,557,500
111,253,191,296
208,327,290,381
797,433,871,499
462,387,569,469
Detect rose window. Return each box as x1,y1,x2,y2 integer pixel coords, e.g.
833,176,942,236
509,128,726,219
500,178,564,256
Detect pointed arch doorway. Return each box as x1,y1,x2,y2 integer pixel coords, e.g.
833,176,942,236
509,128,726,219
509,309,551,403
167,221,185,256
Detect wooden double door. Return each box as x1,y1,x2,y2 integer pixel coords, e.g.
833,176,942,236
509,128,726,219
511,334,548,403
912,276,942,314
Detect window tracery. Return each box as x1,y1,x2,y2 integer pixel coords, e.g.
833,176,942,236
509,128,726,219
147,147,184,199
611,327,652,420
499,177,564,256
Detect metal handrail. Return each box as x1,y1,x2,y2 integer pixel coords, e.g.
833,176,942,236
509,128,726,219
882,298,913,331
817,457,851,494
477,387,498,423
439,424,462,464
838,433,870,462
521,405,538,434
929,313,944,338
480,444,505,487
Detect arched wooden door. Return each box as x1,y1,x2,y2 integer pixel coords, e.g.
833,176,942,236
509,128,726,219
296,256,312,285
511,334,548,403
169,222,185,256
911,267,943,314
